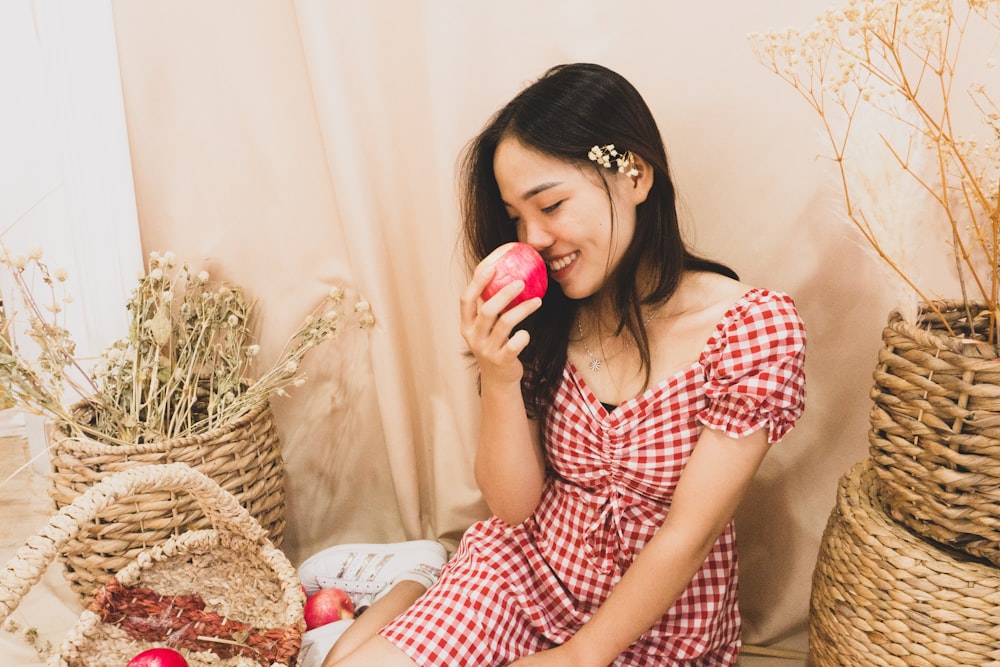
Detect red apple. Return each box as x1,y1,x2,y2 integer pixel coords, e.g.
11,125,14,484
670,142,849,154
126,648,189,667
304,587,355,630
481,242,548,311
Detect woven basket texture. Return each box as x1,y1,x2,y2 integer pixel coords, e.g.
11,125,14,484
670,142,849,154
47,400,286,601
0,463,305,667
869,300,1000,567
810,460,1000,666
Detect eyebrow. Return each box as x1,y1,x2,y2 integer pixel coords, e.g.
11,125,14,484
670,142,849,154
502,181,563,207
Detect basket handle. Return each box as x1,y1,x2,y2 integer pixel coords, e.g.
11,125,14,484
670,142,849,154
0,462,269,624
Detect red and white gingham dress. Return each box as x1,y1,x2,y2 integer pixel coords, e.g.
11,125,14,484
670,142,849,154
380,288,806,666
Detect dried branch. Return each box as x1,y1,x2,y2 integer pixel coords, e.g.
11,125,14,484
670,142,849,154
0,247,373,447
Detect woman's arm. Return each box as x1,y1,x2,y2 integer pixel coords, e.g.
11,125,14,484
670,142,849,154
475,383,546,524
512,426,771,667
460,250,547,524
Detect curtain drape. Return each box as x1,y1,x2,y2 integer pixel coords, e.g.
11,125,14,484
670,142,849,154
102,0,953,655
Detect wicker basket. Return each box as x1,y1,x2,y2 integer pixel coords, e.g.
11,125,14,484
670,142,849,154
810,459,1000,666
868,300,1000,567
47,401,286,601
0,462,304,666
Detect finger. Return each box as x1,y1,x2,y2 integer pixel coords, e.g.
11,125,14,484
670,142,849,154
486,288,542,330
479,328,530,372
460,264,497,325
462,243,522,323
482,293,541,349
508,295,543,319
470,243,518,297
505,328,531,355
482,242,517,266
460,280,521,351
480,280,526,319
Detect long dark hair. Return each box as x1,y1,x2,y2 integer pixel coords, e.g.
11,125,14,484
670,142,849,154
460,63,736,422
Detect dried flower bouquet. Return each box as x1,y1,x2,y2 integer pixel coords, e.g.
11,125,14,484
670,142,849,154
750,0,1000,341
0,247,374,449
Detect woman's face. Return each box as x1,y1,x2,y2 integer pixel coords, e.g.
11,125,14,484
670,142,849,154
493,137,642,300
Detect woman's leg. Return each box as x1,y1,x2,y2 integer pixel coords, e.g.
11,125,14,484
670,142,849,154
322,580,426,664
328,634,418,666
297,540,448,666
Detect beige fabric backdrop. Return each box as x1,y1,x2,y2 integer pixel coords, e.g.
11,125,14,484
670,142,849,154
101,0,976,656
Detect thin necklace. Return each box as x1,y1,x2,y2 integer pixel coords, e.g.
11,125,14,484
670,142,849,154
576,310,659,374
578,320,605,373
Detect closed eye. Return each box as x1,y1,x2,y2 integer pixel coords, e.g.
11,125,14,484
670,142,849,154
504,200,561,224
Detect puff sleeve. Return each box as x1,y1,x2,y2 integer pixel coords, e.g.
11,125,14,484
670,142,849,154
697,290,806,443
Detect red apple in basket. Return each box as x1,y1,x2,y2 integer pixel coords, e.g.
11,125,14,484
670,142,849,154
126,647,189,667
481,242,548,312
304,587,356,630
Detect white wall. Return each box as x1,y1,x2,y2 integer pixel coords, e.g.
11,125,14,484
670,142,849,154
0,1,142,464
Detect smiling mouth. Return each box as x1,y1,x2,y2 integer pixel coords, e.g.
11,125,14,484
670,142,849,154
547,251,579,273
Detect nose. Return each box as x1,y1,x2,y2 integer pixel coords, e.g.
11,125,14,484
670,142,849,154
519,217,555,251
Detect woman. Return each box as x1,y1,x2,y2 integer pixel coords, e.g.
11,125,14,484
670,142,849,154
311,62,806,666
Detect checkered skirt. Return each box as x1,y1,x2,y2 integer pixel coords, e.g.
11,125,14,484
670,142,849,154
381,288,806,666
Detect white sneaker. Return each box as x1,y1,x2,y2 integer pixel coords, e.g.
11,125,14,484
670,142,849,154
299,619,354,667
298,539,448,609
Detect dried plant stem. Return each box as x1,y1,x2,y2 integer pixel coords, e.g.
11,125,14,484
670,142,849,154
750,0,1000,342
0,247,373,451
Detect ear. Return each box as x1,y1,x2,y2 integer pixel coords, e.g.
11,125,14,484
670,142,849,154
627,153,654,205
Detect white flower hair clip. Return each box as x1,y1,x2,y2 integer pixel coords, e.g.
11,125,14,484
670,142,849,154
587,144,639,179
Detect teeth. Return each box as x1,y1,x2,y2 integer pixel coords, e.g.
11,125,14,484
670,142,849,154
548,252,577,272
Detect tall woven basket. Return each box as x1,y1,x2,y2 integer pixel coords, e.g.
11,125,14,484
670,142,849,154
810,460,1000,666
868,300,1000,567
47,400,287,601
0,463,304,666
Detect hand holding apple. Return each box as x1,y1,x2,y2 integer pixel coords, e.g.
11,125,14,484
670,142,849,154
304,587,356,630
126,648,189,667
481,242,548,312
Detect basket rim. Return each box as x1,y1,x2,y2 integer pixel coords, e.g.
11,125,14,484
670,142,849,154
0,463,292,631
66,529,304,666
887,300,996,355
810,459,1000,664
111,527,304,626
51,399,274,454
836,460,1000,578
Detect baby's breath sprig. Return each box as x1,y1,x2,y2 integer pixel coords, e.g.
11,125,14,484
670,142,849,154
0,247,99,430
0,246,374,447
588,144,640,179
750,0,1000,341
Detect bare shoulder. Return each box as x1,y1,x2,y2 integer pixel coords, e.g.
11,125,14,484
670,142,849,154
696,271,755,308
665,271,754,323
648,271,752,366
646,272,756,376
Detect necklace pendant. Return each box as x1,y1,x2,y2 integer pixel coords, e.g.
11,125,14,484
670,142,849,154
589,357,603,373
